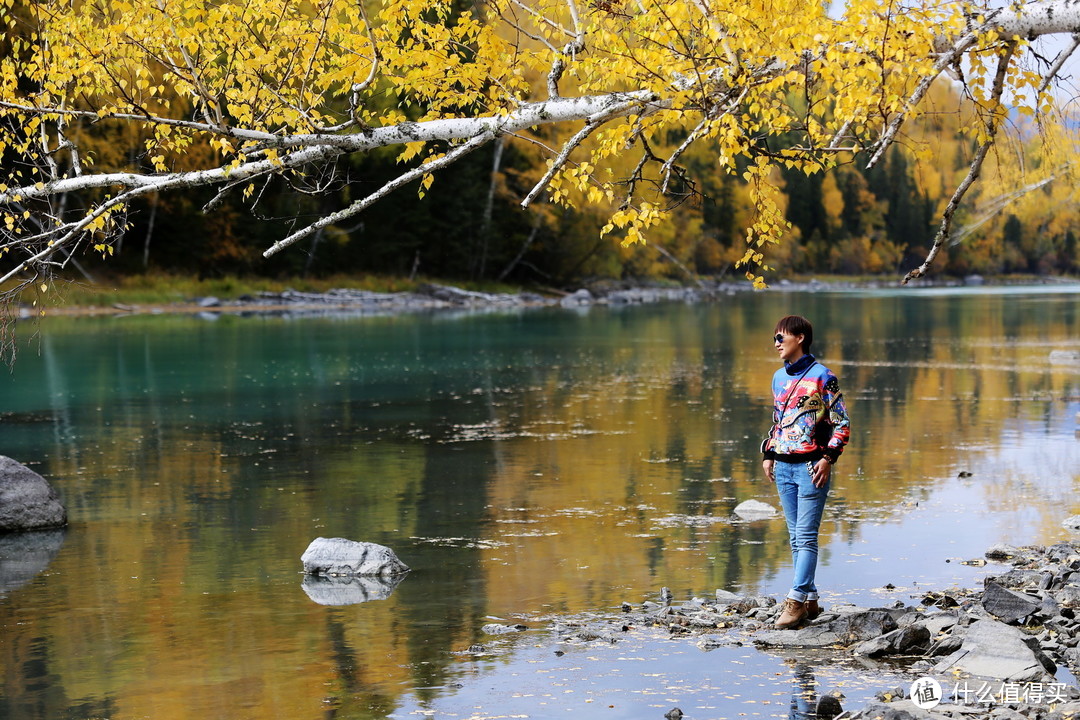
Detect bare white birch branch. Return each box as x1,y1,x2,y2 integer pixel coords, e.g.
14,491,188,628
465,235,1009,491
1,92,661,207
868,0,1080,169
264,133,494,256
0,100,278,142
1039,34,1080,95
902,42,1017,284
948,163,1076,245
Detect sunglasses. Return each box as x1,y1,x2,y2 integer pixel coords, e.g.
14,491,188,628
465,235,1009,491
774,334,785,343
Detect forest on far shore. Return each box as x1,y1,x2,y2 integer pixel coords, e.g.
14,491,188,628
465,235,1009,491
32,79,1080,289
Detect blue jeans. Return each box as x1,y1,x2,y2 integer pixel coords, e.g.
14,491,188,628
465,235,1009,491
774,460,829,602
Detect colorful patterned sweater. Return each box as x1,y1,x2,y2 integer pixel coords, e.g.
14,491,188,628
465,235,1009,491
761,354,850,463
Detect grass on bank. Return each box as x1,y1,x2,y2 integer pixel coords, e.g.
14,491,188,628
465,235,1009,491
15,273,530,309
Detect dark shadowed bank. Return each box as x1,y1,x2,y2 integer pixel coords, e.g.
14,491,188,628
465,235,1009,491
476,541,1080,720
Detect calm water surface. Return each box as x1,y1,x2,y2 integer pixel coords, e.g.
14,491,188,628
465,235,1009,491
1,286,1079,719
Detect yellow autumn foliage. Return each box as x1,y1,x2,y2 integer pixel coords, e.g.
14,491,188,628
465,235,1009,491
0,0,1077,288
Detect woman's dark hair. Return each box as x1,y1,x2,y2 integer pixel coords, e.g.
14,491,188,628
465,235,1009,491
775,315,813,353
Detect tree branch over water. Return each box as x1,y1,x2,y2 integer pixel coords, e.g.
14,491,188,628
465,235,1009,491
2,0,1080,297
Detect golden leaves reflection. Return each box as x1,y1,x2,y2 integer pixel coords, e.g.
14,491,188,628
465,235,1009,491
1,294,1078,719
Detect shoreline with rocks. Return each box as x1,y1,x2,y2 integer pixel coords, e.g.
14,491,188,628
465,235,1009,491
476,541,1080,720
24,275,1080,319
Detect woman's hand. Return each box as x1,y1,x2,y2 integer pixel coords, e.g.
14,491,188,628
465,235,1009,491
812,458,832,488
762,458,775,482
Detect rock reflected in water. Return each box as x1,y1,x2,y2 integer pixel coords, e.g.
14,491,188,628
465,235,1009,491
0,528,66,595
301,572,407,606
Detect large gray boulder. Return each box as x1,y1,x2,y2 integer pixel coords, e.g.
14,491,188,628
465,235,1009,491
0,456,67,532
931,618,1055,682
301,537,409,578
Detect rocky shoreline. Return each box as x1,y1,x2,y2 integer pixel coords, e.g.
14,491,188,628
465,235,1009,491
27,281,720,319
30,275,1079,319
481,541,1080,720
186,281,721,316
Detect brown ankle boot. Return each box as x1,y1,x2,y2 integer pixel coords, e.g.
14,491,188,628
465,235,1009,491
806,599,822,620
775,598,808,629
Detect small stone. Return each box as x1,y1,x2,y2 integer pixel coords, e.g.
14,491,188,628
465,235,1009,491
854,625,930,657
875,686,906,702
817,694,843,720
481,623,527,635
988,709,1027,720
987,544,1022,560
921,612,959,635
1059,697,1080,714
726,596,762,614
715,589,740,603
927,634,964,656
1050,350,1080,364
1064,516,1080,532
559,288,593,307
664,709,684,720
733,499,778,521
982,581,1041,624
1058,587,1080,608
891,625,931,653
987,569,1053,592
1038,596,1061,619
853,635,892,658
921,590,961,608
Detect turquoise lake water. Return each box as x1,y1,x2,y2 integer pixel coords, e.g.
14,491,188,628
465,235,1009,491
1,285,1078,719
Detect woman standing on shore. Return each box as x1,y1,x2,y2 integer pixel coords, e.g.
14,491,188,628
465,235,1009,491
761,315,850,629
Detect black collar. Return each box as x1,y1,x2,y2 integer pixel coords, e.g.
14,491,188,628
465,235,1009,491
784,354,816,376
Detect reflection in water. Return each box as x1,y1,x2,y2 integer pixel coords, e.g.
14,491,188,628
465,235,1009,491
0,529,65,595
789,662,818,720
301,573,408,606
0,288,1077,718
